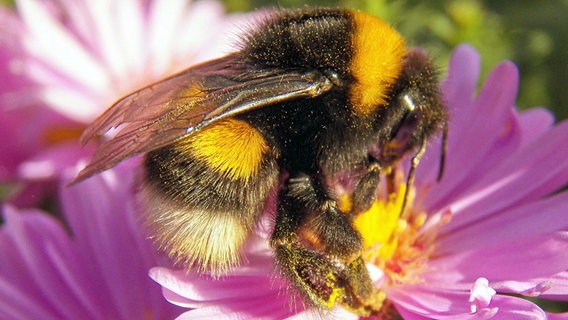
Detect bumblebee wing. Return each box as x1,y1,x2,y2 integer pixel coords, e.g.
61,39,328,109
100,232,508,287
80,54,242,142
75,54,334,182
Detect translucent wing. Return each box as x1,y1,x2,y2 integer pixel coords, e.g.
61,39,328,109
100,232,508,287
74,53,334,182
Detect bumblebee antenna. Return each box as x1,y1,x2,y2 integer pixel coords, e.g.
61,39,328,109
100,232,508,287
437,123,448,182
401,139,427,216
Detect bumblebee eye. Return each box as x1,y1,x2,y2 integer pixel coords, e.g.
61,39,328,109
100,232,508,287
388,92,419,140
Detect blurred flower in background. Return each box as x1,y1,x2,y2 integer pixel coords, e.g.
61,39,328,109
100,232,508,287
0,0,255,319
0,165,184,319
0,0,246,205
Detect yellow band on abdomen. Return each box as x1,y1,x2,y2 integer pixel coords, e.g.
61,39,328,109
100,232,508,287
178,118,269,182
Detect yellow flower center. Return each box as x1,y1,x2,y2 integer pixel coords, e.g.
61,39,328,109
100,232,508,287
353,183,443,286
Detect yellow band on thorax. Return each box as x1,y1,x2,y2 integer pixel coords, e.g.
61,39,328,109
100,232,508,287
349,11,406,115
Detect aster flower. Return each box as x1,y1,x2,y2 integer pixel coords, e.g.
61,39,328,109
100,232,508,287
0,0,246,204
150,44,568,319
0,163,183,319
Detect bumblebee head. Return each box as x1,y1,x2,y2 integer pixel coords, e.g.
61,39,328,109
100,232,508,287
372,48,448,166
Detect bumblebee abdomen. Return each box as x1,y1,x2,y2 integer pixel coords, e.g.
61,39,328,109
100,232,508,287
142,117,279,273
145,117,278,210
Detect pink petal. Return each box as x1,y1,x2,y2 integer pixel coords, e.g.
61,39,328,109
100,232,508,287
18,142,92,180
441,44,481,109
0,7,37,109
17,0,108,120
0,105,71,183
540,271,568,298
427,232,568,285
518,107,554,146
178,302,294,320
423,61,522,211
150,262,276,304
491,277,554,297
60,164,180,318
388,284,479,319
0,206,104,319
147,0,195,74
437,190,568,254
486,295,546,319
547,312,568,320
439,119,568,234
417,44,480,184
0,110,34,179
2,164,182,318
288,308,359,320
151,265,303,319
389,284,547,319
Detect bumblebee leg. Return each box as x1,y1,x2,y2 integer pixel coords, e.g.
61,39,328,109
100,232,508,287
272,238,345,310
339,256,386,315
271,190,348,310
279,173,362,259
351,163,381,214
270,173,382,315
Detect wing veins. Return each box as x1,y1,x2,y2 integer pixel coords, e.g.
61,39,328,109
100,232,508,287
75,63,335,183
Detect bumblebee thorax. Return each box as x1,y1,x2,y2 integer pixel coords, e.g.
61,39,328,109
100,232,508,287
242,9,406,118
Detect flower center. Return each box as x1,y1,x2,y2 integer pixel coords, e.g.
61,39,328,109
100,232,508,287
43,126,84,145
353,183,440,286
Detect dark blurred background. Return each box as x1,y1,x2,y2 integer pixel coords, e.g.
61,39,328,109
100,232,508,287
223,0,568,120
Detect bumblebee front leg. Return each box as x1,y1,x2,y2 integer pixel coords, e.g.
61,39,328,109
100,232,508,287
351,163,381,214
270,173,383,315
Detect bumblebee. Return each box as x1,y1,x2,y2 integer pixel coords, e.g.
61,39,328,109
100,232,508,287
76,7,447,316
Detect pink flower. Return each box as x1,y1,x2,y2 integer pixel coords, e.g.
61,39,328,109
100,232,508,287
3,0,567,317
0,163,183,319
150,45,568,319
0,0,245,204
